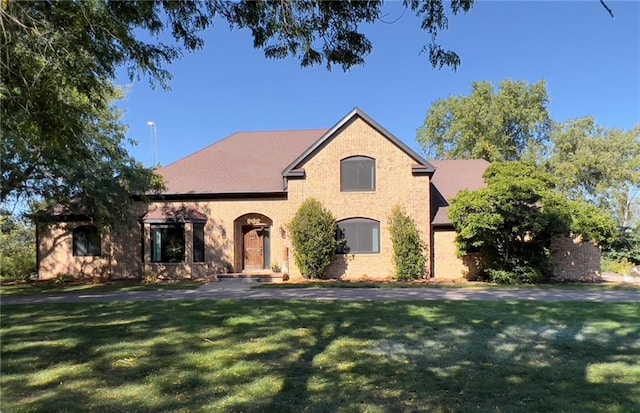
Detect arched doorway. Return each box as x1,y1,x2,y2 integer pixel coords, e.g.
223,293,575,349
233,213,273,272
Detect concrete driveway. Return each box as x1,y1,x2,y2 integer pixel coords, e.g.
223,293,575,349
2,279,640,305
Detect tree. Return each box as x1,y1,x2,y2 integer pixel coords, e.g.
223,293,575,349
287,198,341,279
0,209,36,281
416,80,552,162
389,206,426,280
548,117,640,228
1,0,475,224
449,162,616,284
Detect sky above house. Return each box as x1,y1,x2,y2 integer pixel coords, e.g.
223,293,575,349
116,1,640,168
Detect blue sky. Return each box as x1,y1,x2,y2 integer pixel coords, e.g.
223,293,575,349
117,1,640,168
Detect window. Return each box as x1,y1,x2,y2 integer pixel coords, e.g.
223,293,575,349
341,156,375,191
73,225,101,256
337,218,380,254
193,223,205,263
151,224,185,263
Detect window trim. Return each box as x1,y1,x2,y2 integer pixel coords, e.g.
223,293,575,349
340,156,376,192
336,218,380,254
72,225,101,257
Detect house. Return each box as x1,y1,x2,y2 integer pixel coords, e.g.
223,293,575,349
36,108,599,282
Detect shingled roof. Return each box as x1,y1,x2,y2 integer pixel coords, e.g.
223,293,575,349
154,109,488,227
157,129,327,195
430,159,490,226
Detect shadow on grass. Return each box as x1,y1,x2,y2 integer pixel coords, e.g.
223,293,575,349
0,280,201,297
1,301,639,412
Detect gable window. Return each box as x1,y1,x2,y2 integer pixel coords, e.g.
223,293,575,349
151,224,185,263
341,156,375,192
73,225,101,256
337,218,380,254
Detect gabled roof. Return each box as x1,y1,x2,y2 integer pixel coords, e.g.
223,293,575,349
157,129,327,195
283,107,436,177
430,159,490,226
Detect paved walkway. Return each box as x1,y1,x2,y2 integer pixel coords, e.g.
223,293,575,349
2,279,640,305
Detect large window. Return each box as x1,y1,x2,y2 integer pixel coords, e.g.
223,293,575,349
73,225,101,256
193,223,205,263
337,218,380,254
341,156,375,192
151,224,185,263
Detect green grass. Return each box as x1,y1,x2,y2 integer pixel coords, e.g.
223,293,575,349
255,280,640,290
2,300,639,412
0,280,200,297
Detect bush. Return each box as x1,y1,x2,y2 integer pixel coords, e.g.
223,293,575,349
602,258,634,276
389,206,426,280
603,226,640,265
0,211,36,282
486,265,546,285
287,199,341,279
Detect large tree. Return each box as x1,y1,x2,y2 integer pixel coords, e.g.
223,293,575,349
1,0,475,224
449,162,616,284
416,80,552,162
548,117,640,229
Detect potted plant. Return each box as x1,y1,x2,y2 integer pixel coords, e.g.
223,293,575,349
271,262,281,273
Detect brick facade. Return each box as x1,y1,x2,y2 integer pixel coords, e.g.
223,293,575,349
36,110,601,282
550,236,602,282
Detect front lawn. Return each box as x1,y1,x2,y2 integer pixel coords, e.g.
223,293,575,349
1,300,638,412
256,280,640,290
0,280,201,297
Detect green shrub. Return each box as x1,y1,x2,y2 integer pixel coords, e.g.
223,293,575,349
389,206,426,280
486,265,546,284
54,274,75,284
0,211,36,282
602,258,634,276
287,199,341,279
603,226,640,265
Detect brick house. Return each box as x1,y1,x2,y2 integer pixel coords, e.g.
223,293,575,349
36,108,599,281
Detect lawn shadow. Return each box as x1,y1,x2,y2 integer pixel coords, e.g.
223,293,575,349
1,301,639,412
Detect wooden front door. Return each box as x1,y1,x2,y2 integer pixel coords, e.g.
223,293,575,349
243,226,264,270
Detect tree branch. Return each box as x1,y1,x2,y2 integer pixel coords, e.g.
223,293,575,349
600,0,614,18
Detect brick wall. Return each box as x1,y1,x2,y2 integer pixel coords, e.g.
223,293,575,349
37,116,432,281
550,236,602,282
287,116,431,280
432,229,481,280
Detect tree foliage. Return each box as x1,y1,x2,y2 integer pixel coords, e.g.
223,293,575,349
548,117,640,228
449,162,616,284
0,210,36,281
417,80,552,162
1,0,476,225
1,0,186,225
287,198,341,279
389,206,426,280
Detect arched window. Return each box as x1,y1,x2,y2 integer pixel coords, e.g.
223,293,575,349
337,218,380,254
341,156,375,191
73,225,101,256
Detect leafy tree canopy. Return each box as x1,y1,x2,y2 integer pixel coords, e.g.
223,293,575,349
417,80,552,162
548,117,640,228
449,162,616,283
1,0,475,225
0,209,36,280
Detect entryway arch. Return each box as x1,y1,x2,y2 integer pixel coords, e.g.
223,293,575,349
233,213,273,272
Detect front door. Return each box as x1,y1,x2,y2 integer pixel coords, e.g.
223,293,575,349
243,226,264,270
